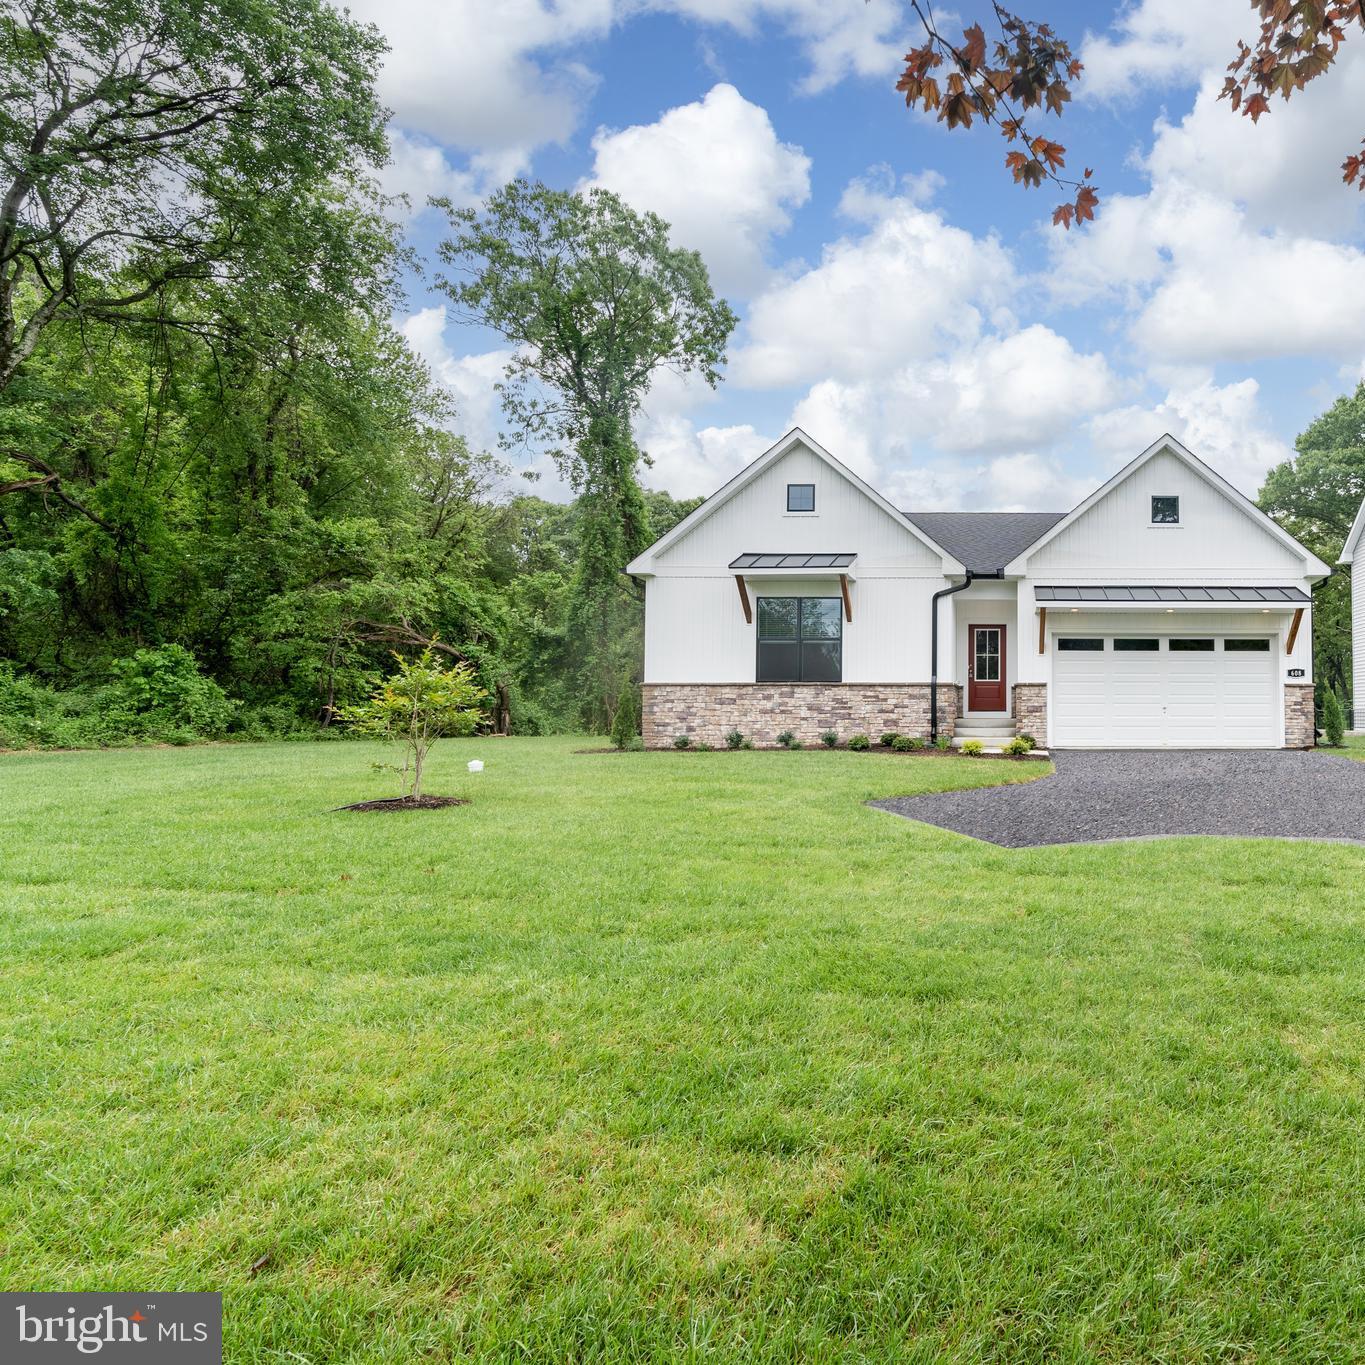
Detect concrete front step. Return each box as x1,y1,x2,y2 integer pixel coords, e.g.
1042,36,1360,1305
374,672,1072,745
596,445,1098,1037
955,721,1016,736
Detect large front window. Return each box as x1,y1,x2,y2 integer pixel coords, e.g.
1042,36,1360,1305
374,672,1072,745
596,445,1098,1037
757,596,842,682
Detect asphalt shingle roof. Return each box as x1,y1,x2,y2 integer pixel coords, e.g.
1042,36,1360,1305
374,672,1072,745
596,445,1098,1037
902,510,1068,574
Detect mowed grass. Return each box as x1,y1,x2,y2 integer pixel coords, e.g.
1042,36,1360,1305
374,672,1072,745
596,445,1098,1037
3,738,1365,1363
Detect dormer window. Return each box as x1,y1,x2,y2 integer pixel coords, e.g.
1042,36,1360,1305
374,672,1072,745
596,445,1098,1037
787,483,815,512
1151,495,1180,524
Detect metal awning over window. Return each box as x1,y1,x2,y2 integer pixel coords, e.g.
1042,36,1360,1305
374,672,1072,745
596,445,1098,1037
1035,585,1309,604
729,552,856,570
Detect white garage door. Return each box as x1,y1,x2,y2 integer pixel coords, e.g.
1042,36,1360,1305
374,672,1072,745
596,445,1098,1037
1052,634,1278,748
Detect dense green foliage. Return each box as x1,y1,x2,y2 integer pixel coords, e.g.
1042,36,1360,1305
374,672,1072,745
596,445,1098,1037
0,8,709,746
1322,687,1346,747
1259,382,1365,703
8,738,1365,1359
436,180,735,727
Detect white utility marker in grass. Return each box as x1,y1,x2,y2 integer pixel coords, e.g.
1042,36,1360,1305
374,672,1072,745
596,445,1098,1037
468,759,485,773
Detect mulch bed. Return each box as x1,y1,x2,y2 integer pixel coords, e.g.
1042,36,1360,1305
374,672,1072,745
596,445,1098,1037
332,795,469,812
575,746,1043,762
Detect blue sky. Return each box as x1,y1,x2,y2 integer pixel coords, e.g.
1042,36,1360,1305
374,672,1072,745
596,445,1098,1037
343,0,1365,511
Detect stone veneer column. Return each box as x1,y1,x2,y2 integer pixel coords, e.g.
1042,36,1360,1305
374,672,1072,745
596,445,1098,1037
640,683,961,749
1283,683,1316,748
1012,683,1047,747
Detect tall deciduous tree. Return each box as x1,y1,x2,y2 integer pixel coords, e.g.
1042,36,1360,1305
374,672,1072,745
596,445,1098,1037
434,180,736,725
1258,382,1365,699
0,0,390,403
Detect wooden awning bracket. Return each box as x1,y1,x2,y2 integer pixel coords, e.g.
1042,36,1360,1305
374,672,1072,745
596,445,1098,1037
839,573,853,622
1286,606,1303,654
735,574,752,625
1037,606,1046,655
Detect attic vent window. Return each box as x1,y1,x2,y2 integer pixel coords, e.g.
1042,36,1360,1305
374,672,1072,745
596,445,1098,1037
787,483,815,513
1151,495,1180,524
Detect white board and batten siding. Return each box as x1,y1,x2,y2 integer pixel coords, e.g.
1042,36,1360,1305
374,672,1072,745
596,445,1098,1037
1026,449,1305,579
643,442,943,683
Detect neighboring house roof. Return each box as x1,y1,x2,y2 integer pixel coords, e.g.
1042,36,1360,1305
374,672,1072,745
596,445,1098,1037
1035,585,1311,603
900,511,1066,574
625,428,965,575
1003,434,1333,580
1339,495,1365,565
730,552,856,569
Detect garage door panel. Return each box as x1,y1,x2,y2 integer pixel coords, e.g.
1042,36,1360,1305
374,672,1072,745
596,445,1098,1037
1053,636,1277,748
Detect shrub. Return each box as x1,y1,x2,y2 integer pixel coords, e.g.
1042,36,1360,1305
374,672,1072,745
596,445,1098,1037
695,741,714,752
740,739,754,750
623,736,645,751
724,729,745,750
934,734,952,751
879,731,899,748
847,733,871,751
890,734,924,752
1322,688,1346,747
961,739,985,756
1003,736,1032,757
610,680,639,750
776,730,796,748
673,734,692,749
105,644,237,740
789,739,804,749
1017,732,1037,750
820,729,839,748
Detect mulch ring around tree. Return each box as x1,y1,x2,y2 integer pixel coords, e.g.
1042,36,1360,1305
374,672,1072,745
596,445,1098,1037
332,795,470,812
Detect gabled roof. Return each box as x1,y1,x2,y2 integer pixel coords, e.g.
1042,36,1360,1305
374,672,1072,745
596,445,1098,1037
1339,496,1365,565
625,428,965,575
902,511,1066,574
1002,434,1333,580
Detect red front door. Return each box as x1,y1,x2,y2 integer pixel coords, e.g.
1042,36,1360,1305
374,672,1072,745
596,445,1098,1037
968,624,1006,711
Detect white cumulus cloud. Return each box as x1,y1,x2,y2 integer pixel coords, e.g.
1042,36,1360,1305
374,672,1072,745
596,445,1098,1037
584,84,810,296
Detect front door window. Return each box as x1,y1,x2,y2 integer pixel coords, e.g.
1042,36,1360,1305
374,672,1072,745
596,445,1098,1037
974,628,1000,682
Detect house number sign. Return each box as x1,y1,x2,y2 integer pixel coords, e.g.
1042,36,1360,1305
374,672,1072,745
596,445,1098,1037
1288,668,1305,677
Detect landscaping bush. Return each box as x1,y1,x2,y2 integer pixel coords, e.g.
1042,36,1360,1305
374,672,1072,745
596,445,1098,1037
695,741,713,751
724,729,745,750
105,645,238,739
1322,689,1346,747
1017,732,1037,750
776,730,796,749
847,733,871,751
673,734,692,749
610,681,639,750
820,729,839,748
962,739,985,756
1003,736,1032,757
879,731,899,748
934,734,952,751
891,734,924,752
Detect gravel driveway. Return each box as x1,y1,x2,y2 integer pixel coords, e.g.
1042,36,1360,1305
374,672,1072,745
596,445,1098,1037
870,749,1365,848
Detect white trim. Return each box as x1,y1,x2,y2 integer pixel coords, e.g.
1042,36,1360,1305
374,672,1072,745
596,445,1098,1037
625,427,965,576
1002,434,1332,580
1339,496,1365,565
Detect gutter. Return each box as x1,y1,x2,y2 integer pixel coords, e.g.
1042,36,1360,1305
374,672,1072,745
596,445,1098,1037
929,571,1002,741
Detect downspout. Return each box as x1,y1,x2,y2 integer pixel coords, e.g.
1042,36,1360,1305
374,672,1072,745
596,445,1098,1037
929,570,1003,742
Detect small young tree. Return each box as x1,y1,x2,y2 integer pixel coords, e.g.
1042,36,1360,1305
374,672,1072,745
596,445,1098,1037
610,680,639,750
339,648,486,800
1322,688,1347,747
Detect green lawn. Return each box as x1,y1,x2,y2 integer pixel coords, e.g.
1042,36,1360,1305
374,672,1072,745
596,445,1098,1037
3,738,1365,1362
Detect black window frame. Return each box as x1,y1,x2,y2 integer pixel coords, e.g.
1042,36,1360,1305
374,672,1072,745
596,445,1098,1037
786,483,815,513
1057,637,1105,651
1168,637,1215,652
1114,638,1159,651
1151,495,1180,524
1223,638,1271,652
756,595,842,683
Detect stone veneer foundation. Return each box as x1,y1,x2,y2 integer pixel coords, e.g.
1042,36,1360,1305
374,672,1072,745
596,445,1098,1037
642,683,962,749
1011,683,1047,747
1284,683,1316,748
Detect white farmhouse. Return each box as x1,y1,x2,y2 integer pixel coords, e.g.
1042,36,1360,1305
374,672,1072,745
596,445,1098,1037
626,430,1330,750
